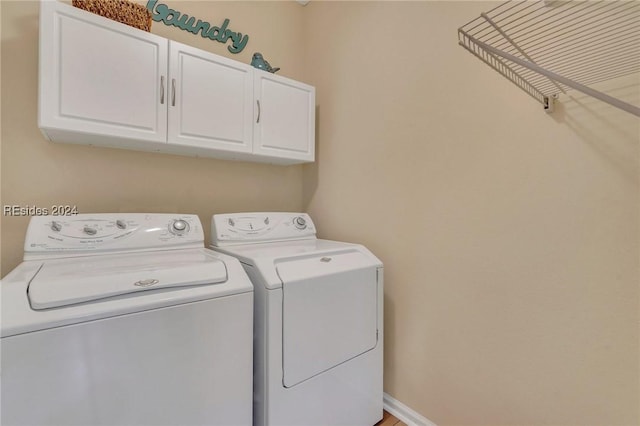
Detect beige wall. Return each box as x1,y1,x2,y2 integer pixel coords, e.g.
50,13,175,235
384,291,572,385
2,1,639,425
1,1,307,276
302,2,639,425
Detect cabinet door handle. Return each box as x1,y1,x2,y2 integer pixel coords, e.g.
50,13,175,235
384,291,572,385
256,100,261,123
160,76,165,104
171,79,176,106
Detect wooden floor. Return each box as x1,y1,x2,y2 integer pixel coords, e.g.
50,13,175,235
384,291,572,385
375,410,408,426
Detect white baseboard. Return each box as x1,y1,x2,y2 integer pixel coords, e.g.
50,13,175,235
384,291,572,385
383,393,437,426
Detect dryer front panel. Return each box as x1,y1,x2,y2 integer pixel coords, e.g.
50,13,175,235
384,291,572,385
277,251,378,387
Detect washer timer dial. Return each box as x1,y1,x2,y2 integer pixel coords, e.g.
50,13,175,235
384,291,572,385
293,216,307,230
169,219,190,236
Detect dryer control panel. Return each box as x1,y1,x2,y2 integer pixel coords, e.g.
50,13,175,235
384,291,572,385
24,213,203,259
211,213,316,246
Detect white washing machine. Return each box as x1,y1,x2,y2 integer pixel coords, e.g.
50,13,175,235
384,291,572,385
1,213,253,426
210,212,383,426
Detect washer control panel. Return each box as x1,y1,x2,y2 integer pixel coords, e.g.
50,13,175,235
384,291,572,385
24,213,203,259
211,212,316,246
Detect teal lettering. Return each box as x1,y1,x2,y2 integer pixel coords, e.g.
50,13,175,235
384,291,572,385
163,8,179,25
194,20,211,37
175,14,196,32
147,0,168,22
207,19,229,42
228,33,249,53
219,29,234,43
146,1,248,54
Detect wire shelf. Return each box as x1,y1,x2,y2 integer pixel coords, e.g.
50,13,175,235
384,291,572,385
458,0,640,116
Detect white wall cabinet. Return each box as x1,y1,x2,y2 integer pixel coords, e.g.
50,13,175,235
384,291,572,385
254,73,315,163
38,1,315,165
168,42,254,154
38,0,168,145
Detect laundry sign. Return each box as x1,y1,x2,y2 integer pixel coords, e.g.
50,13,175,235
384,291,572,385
146,0,249,54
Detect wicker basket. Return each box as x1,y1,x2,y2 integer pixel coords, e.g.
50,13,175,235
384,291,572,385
72,0,152,32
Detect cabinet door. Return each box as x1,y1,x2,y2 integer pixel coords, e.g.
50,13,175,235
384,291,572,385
39,1,168,143
168,42,253,153
253,72,315,163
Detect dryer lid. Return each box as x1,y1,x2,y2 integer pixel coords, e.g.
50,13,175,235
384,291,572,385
28,250,228,309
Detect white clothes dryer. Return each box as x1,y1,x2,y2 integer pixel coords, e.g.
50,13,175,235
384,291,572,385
1,213,253,426
210,212,383,426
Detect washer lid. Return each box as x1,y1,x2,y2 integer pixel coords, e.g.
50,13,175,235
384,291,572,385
28,250,228,309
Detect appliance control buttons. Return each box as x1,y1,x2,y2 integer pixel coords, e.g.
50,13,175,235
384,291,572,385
116,220,127,230
294,216,307,230
170,219,190,235
50,221,62,232
83,226,97,236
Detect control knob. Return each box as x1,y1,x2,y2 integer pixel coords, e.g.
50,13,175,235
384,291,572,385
50,221,62,232
170,219,190,235
293,216,307,230
116,220,127,230
83,226,97,236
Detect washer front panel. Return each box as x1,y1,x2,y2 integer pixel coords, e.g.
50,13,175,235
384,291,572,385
1,293,253,426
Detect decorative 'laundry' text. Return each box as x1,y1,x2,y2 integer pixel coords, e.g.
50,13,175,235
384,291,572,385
146,0,249,54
